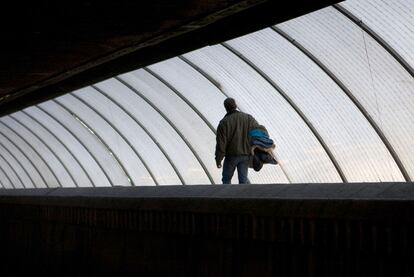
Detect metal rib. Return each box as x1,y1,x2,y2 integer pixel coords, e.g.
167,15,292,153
222,42,347,182
272,26,411,182
144,67,217,135
179,55,291,184
0,141,35,188
179,56,224,91
74,89,159,186
0,124,48,188
0,150,26,188
94,83,186,185
53,99,133,186
9,114,78,187
115,76,216,184
334,4,414,80
0,118,63,187
36,104,110,187
0,157,16,189
22,110,94,187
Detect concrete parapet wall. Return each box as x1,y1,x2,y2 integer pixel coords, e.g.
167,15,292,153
0,183,413,276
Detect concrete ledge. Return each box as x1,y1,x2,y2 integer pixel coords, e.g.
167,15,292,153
1,183,413,221
0,183,413,275
1,182,413,200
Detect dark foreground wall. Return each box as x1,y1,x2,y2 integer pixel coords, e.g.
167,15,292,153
0,183,413,276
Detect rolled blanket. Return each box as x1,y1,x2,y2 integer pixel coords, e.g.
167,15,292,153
248,128,277,171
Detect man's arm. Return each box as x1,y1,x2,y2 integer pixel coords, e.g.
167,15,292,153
249,115,270,135
215,123,226,167
249,115,260,129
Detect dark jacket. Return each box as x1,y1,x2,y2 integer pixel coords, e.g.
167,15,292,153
215,110,259,165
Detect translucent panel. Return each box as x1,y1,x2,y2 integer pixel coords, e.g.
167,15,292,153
184,45,341,183
343,0,414,69
146,59,234,184
0,166,13,189
74,85,181,185
0,116,70,187
279,7,414,180
0,131,45,188
226,29,404,182
148,57,290,184
12,111,93,187
57,93,155,186
25,106,108,187
0,173,4,188
119,71,218,184
0,122,57,188
38,100,125,187
105,77,211,184
0,142,34,188
148,57,226,128
0,154,23,188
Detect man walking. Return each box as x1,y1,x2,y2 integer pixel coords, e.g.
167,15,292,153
215,98,260,184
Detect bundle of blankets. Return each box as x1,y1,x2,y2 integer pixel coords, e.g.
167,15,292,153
248,126,277,172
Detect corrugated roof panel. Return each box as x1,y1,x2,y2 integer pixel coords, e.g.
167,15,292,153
148,56,290,184
58,92,155,186
11,111,92,187
38,100,124,187
226,28,404,182
0,119,55,187
0,165,13,189
343,0,414,70
119,70,216,184
279,6,414,180
0,154,23,189
0,139,34,188
185,45,341,183
148,57,225,130
24,106,108,187
77,83,182,185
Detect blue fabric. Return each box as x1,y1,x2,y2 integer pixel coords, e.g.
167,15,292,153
250,138,274,148
249,128,274,147
248,128,268,139
222,155,249,184
248,127,277,171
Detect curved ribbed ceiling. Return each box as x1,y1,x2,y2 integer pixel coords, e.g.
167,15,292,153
1,0,413,188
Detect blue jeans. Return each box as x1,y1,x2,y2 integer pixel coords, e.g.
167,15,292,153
222,155,249,184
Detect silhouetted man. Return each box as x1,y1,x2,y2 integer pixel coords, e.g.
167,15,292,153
215,98,260,184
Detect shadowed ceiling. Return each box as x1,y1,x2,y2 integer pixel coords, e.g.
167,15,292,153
0,0,340,116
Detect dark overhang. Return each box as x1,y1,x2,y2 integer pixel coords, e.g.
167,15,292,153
0,0,341,116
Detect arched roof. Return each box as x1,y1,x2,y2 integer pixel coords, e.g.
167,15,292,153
1,0,414,188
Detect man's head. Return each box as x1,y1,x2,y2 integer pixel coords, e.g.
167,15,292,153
224,97,237,112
